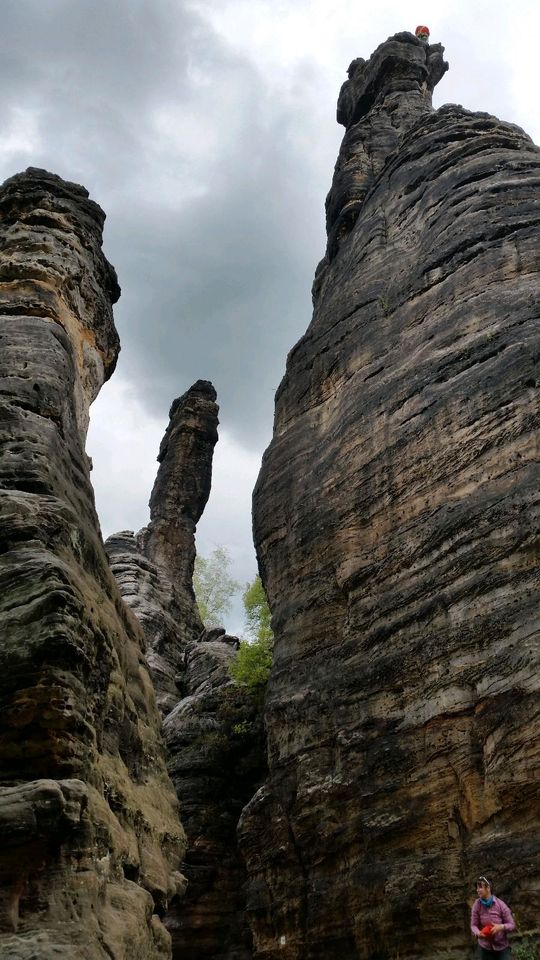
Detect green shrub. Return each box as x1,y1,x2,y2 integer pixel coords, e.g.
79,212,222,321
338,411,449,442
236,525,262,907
229,634,272,689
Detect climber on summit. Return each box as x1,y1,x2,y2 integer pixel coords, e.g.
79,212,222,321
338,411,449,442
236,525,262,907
471,877,516,959
415,25,430,41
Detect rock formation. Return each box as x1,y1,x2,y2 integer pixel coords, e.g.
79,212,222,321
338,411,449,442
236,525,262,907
106,380,219,715
0,169,184,960
243,32,540,959
164,629,266,960
107,389,267,960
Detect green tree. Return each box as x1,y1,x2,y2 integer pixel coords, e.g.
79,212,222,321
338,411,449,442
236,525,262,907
243,575,273,642
229,634,273,689
193,546,240,628
229,574,273,689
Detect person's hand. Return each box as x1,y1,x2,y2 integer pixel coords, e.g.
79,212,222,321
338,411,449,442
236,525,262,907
490,924,504,935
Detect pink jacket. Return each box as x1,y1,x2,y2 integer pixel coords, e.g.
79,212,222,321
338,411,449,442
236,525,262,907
471,895,516,951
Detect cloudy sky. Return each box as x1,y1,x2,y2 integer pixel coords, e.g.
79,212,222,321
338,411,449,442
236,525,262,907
1,0,538,631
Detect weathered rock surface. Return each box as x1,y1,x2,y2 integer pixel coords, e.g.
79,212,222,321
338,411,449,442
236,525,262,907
0,169,184,960
243,33,540,959
164,631,266,960
107,391,266,960
326,31,447,262
106,381,218,715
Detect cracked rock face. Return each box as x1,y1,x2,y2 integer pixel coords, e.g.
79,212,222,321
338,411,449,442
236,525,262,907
243,33,540,959
107,390,266,960
163,631,266,960
0,168,184,960
106,380,219,715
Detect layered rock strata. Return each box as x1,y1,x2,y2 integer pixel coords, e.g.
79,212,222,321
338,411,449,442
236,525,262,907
107,391,266,959
0,168,184,960
106,380,219,715
164,629,266,960
243,33,540,959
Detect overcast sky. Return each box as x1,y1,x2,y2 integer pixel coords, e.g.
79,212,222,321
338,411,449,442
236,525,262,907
1,1,538,631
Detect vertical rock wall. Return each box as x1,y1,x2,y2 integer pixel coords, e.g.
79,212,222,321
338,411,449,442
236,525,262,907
0,169,184,960
243,34,540,959
163,631,266,960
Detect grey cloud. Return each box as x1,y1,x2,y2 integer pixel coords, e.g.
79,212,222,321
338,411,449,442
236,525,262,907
105,96,333,447
0,0,338,448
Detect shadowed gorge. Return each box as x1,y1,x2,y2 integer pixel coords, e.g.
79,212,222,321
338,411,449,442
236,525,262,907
242,31,540,960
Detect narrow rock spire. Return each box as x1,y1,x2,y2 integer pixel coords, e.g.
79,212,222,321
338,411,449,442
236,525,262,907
325,32,447,262
106,380,219,714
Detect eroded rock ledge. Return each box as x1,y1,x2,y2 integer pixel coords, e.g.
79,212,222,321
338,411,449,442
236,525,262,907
244,32,540,960
0,168,184,960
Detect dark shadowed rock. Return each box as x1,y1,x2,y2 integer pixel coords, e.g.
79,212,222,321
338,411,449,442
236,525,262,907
241,32,540,959
0,168,184,960
164,631,266,960
325,32,447,264
107,390,266,960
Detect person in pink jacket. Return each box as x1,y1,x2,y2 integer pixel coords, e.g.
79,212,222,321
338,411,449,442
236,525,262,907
471,876,516,957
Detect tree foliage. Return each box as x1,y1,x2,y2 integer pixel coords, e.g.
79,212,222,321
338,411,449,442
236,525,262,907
229,634,273,689
229,574,273,689
193,546,240,628
243,575,273,643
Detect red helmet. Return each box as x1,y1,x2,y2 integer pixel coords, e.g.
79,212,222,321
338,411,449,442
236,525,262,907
415,25,430,37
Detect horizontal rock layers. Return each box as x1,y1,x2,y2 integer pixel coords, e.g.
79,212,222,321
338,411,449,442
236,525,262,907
106,380,219,715
244,33,540,959
0,168,184,960
107,389,266,959
164,629,266,960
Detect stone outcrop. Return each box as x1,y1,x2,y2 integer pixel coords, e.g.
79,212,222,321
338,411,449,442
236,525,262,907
0,169,184,960
243,33,540,959
164,629,266,960
106,380,219,715
326,31,448,262
107,391,267,960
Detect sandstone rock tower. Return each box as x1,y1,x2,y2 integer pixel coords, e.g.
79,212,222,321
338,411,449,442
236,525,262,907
106,380,220,715
0,169,184,960
243,32,540,959
107,385,266,960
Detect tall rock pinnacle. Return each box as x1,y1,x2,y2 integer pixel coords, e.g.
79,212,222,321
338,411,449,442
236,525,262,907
243,32,540,959
326,31,447,261
145,379,219,626
0,169,184,960
106,385,265,960
106,379,219,714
